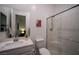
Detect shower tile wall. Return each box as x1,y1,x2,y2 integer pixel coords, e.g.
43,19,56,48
47,5,79,55
61,6,79,54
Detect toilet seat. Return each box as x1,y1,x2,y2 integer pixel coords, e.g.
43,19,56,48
39,48,50,55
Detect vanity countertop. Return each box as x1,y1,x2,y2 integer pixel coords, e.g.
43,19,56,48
0,37,34,52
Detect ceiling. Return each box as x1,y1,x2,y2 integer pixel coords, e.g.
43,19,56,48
0,4,55,12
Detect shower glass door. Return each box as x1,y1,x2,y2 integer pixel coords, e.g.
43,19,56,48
46,16,62,55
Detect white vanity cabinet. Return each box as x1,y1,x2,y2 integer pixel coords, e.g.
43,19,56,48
0,38,34,55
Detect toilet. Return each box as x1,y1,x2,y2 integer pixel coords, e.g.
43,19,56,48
35,38,50,55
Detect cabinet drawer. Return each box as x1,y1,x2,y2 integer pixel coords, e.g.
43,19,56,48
0,45,34,55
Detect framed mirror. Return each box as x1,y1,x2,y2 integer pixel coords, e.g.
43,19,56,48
13,10,30,38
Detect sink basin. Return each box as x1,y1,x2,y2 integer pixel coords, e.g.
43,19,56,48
0,38,33,52
5,40,24,46
0,40,24,50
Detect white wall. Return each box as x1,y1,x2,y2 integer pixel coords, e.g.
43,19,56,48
30,5,55,45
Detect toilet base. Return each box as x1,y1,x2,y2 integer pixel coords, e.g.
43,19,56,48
39,48,50,55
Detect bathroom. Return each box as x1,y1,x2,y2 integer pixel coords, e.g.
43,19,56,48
0,4,79,55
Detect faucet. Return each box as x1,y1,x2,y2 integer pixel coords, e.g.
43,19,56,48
13,32,18,42
6,25,19,42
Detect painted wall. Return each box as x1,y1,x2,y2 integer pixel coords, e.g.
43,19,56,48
30,5,55,46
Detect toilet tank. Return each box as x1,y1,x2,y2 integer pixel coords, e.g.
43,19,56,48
35,38,46,48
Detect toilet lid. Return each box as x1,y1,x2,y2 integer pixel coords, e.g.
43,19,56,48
39,48,50,55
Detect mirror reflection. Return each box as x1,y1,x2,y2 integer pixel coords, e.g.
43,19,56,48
15,14,26,37
0,12,7,32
